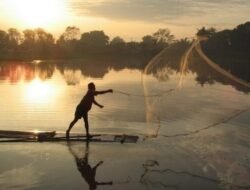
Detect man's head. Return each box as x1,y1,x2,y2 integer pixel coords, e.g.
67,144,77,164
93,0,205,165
88,82,96,90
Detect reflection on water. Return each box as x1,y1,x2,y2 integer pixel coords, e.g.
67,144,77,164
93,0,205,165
0,61,54,82
140,159,250,190
0,57,249,133
24,78,60,104
67,141,113,190
0,52,250,189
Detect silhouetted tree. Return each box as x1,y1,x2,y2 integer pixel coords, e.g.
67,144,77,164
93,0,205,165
153,28,174,45
202,22,250,82
81,31,109,46
125,41,141,54
142,35,156,46
35,28,54,43
197,27,216,37
18,28,55,59
0,30,10,59
231,22,250,51
56,26,81,58
7,28,22,48
63,26,80,41
0,30,9,50
80,31,109,54
22,29,36,51
110,36,125,45
109,36,126,53
141,35,157,55
34,28,55,57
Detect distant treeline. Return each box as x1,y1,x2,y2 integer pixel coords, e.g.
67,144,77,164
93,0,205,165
0,27,177,60
199,22,250,82
1,22,249,84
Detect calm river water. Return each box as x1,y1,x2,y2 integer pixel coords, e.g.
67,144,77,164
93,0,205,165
0,57,249,190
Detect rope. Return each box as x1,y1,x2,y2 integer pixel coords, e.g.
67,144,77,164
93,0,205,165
156,107,249,139
144,167,250,189
114,89,174,97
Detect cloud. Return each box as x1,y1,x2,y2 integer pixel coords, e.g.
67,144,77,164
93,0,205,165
68,0,250,25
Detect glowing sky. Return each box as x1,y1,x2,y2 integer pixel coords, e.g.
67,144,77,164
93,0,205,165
0,0,249,40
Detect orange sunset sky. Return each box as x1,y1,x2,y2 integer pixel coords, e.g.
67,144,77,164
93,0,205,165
0,0,249,40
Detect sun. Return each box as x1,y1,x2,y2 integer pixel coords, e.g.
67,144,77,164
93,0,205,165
2,0,66,28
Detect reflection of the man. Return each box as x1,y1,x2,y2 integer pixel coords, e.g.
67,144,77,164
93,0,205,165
67,141,113,190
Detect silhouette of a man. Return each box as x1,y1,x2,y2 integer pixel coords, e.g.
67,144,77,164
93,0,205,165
66,82,113,138
67,141,113,190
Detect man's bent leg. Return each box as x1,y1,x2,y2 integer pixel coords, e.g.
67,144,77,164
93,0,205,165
83,113,90,138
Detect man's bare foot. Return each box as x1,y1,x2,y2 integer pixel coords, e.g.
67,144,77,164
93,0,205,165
86,134,92,139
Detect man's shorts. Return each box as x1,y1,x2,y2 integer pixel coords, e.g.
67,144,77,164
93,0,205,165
75,105,87,119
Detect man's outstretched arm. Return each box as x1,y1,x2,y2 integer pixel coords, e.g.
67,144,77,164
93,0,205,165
95,89,113,95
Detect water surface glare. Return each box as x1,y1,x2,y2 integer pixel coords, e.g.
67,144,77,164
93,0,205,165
0,60,249,190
